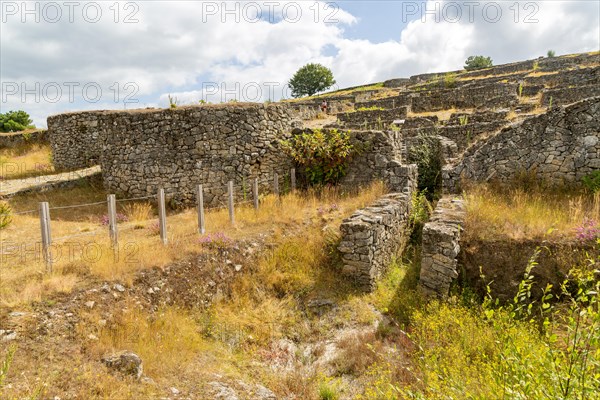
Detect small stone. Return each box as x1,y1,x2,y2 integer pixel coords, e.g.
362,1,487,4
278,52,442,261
88,334,98,341
98,319,107,327
102,351,143,380
85,301,95,309
1,331,17,342
147,288,155,294
114,284,126,292
9,311,26,318
170,387,180,395
234,264,242,272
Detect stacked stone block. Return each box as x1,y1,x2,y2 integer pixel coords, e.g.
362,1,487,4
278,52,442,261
419,197,466,296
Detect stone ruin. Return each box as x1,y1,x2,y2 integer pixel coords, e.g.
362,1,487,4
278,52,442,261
45,51,599,296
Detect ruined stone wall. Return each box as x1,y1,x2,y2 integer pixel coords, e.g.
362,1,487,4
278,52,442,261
444,97,600,191
338,164,418,291
419,197,466,297
98,103,294,206
337,107,408,129
0,130,47,149
541,85,600,107
355,94,412,110
341,130,403,188
47,112,103,169
411,83,518,113
48,103,294,206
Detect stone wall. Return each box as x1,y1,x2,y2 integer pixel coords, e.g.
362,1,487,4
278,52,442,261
411,83,518,113
341,130,404,188
0,130,47,149
541,85,600,107
48,103,294,206
419,197,466,296
47,112,104,169
337,107,408,129
355,94,412,111
100,103,294,206
338,164,418,291
444,97,600,191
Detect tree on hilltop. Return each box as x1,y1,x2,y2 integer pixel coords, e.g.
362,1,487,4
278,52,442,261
0,110,34,132
464,55,493,71
288,63,336,98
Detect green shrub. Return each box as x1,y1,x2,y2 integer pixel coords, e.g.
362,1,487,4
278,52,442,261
288,63,336,98
393,248,600,399
408,132,443,200
582,170,600,192
0,110,33,132
280,129,354,186
0,202,12,230
444,72,457,88
318,381,340,400
547,50,556,58
464,55,493,71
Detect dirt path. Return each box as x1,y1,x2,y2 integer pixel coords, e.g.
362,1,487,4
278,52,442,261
0,166,101,198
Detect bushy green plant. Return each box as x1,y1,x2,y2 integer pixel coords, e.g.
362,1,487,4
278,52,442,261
394,248,600,399
582,170,600,192
280,129,354,186
547,50,556,58
408,132,443,200
167,94,178,109
0,202,12,230
408,190,432,244
0,110,33,132
464,55,493,71
444,72,457,88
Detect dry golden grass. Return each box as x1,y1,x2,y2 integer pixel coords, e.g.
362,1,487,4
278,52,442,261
1,182,386,307
407,108,468,122
0,143,54,179
464,184,600,240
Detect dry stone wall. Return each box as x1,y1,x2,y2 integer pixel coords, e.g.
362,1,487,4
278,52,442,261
101,104,294,206
337,107,408,129
48,104,294,207
419,197,466,296
411,83,518,113
47,112,103,169
0,130,47,149
341,130,404,188
444,97,600,191
338,164,418,291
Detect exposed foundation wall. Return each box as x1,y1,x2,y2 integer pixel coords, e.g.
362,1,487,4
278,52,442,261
419,197,466,297
338,164,418,292
444,97,600,191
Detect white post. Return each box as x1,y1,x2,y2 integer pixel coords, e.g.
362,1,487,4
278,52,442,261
197,184,205,234
290,168,296,192
228,181,235,225
157,188,168,245
39,202,52,272
107,194,118,247
273,173,279,197
253,178,259,210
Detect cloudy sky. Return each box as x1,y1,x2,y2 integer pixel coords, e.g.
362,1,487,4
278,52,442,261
1,0,599,127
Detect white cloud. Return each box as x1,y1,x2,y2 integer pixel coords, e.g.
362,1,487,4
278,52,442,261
1,0,598,127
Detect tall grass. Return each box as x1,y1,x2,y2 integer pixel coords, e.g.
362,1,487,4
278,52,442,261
464,184,600,240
